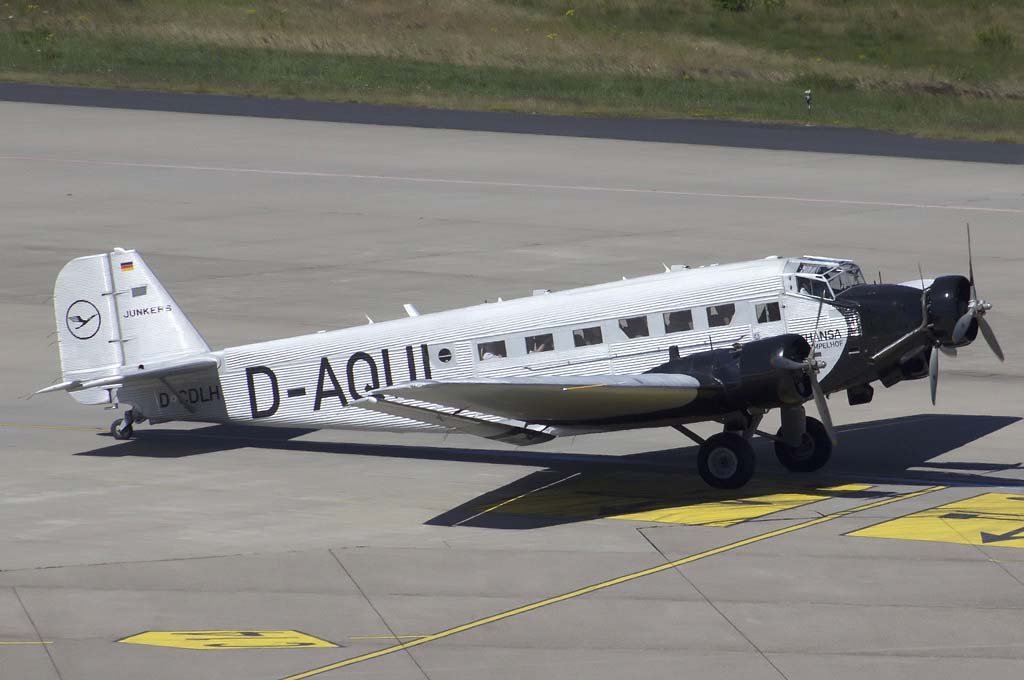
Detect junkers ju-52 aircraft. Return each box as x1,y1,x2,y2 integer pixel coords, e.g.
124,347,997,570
38,237,1002,489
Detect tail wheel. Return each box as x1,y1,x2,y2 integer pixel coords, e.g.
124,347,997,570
775,416,832,472
698,432,756,489
110,418,133,440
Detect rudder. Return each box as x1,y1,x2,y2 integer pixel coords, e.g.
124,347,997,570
53,248,209,403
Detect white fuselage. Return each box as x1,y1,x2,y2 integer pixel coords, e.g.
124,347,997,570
126,256,859,432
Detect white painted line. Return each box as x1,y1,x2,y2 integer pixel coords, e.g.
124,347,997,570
2,155,1022,214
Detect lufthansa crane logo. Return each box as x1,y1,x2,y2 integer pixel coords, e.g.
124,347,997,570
65,300,101,340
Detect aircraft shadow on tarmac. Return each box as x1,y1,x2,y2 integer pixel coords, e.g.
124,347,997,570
74,413,1021,529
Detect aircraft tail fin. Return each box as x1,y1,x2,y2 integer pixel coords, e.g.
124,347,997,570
52,248,209,404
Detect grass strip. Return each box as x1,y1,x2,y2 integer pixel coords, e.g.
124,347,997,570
1,31,1021,143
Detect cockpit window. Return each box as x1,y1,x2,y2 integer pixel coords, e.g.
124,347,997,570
795,276,834,300
826,264,865,294
797,263,829,275
789,261,863,299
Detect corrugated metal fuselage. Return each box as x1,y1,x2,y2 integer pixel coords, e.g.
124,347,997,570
127,257,858,433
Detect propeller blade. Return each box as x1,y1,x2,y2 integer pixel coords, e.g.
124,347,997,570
979,316,1005,362
928,346,939,405
952,310,975,345
966,222,976,297
810,375,838,446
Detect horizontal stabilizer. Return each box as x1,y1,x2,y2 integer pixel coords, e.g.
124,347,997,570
35,356,218,396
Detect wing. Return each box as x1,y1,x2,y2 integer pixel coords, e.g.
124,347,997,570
354,394,558,446
352,374,701,444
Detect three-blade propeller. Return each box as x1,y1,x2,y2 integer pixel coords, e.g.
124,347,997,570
928,224,1004,405
776,225,1001,441
773,295,838,446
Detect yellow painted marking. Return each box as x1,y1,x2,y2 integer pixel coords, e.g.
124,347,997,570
280,486,943,679
851,492,1024,549
0,641,53,645
615,483,872,526
349,636,427,641
472,471,871,527
118,630,337,650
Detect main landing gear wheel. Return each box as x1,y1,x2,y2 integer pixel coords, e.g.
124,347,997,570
698,432,756,489
774,416,832,473
110,418,133,440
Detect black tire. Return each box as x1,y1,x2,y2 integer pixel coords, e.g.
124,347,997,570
698,432,756,489
110,419,133,440
774,416,832,472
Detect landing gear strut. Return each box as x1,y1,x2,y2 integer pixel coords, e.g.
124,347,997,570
774,416,832,472
110,410,135,440
675,407,831,488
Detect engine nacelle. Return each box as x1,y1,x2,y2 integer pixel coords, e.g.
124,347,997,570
928,275,975,346
649,334,813,410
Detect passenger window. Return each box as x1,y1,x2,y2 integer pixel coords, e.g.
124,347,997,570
573,326,603,347
618,316,649,339
663,309,694,333
477,340,507,361
756,302,781,323
525,333,554,354
708,303,736,328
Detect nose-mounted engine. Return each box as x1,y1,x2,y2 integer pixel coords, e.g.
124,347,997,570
839,226,1003,405
926,275,976,346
